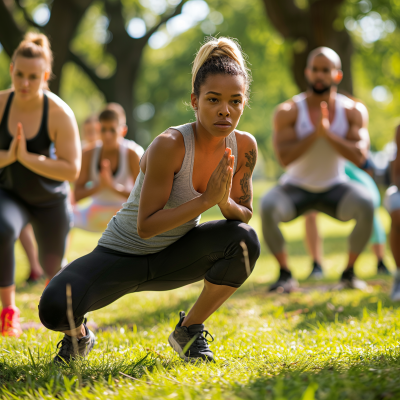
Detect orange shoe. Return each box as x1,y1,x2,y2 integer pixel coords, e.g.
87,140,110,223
1,306,22,337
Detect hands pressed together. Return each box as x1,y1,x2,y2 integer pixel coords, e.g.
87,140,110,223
316,101,330,138
99,159,115,189
6,123,28,165
203,147,234,210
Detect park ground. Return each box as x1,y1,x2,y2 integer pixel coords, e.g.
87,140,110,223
1,181,400,399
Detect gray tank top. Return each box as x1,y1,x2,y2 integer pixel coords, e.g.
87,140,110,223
98,123,238,255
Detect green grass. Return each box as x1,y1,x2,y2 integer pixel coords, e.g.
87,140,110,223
3,180,400,399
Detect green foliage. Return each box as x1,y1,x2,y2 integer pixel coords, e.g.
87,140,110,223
1,0,400,171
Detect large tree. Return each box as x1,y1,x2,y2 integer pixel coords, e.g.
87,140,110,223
0,0,189,137
0,0,95,94
261,0,354,94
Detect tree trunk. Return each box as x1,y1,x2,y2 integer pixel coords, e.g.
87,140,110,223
262,0,353,94
0,0,94,95
44,0,95,94
0,0,24,56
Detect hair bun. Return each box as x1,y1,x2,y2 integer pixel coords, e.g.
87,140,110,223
24,32,50,49
12,32,53,90
192,37,249,94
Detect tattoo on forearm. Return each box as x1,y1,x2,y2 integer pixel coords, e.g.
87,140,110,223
238,149,256,205
239,172,251,204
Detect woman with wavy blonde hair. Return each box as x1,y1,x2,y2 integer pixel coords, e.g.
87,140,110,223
39,37,260,364
0,33,81,337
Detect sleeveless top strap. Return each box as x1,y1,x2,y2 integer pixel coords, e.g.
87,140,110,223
39,93,49,136
115,140,128,180
89,144,102,182
171,123,194,179
226,131,238,174
0,92,15,129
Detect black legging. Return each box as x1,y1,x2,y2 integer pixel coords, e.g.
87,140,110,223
0,189,71,287
39,220,260,331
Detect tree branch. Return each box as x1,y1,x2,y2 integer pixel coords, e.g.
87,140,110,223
144,0,190,40
14,0,43,29
67,49,112,94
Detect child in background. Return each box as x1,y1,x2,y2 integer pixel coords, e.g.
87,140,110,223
73,107,140,232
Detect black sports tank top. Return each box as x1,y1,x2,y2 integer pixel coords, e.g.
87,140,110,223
0,92,68,206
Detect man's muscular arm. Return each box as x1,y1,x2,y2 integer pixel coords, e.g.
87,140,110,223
274,102,317,167
324,102,369,166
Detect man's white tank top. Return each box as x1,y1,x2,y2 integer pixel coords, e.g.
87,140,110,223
280,92,350,192
89,139,134,205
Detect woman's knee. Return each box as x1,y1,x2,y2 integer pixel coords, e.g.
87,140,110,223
38,284,68,331
231,222,261,265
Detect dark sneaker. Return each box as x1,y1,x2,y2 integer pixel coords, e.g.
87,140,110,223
308,261,323,279
269,268,298,293
168,311,214,363
377,260,391,275
340,267,367,290
26,271,43,284
391,271,400,301
54,319,96,364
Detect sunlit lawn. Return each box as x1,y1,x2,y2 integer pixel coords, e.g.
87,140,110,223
3,180,400,399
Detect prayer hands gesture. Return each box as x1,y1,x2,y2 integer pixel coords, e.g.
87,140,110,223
6,123,28,164
99,159,114,189
317,102,330,138
203,148,234,206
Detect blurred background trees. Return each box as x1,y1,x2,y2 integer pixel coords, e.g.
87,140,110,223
0,0,399,178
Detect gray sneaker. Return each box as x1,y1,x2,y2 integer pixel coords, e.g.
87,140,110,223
54,320,96,364
269,269,298,293
308,262,324,279
340,267,367,290
168,311,214,363
391,271,400,301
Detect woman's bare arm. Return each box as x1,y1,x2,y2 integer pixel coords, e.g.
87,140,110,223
137,131,232,239
218,133,257,223
16,104,81,182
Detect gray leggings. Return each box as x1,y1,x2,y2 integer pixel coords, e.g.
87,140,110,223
260,182,374,255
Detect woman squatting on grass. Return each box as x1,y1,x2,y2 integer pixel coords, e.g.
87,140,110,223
0,33,81,337
39,37,260,363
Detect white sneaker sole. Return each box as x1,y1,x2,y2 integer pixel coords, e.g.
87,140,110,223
168,332,192,363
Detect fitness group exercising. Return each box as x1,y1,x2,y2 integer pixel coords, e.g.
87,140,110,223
38,37,260,363
2,33,398,361
0,33,81,337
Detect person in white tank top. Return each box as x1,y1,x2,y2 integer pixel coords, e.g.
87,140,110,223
73,107,141,232
261,47,374,292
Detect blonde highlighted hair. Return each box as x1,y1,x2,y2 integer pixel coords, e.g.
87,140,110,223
12,32,53,89
192,37,251,99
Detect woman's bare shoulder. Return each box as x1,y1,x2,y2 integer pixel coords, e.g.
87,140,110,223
234,129,257,151
46,91,75,119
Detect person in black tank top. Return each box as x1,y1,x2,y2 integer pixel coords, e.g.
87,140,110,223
0,33,81,337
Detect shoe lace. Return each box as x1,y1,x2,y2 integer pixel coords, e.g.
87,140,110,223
56,337,75,358
194,330,214,351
